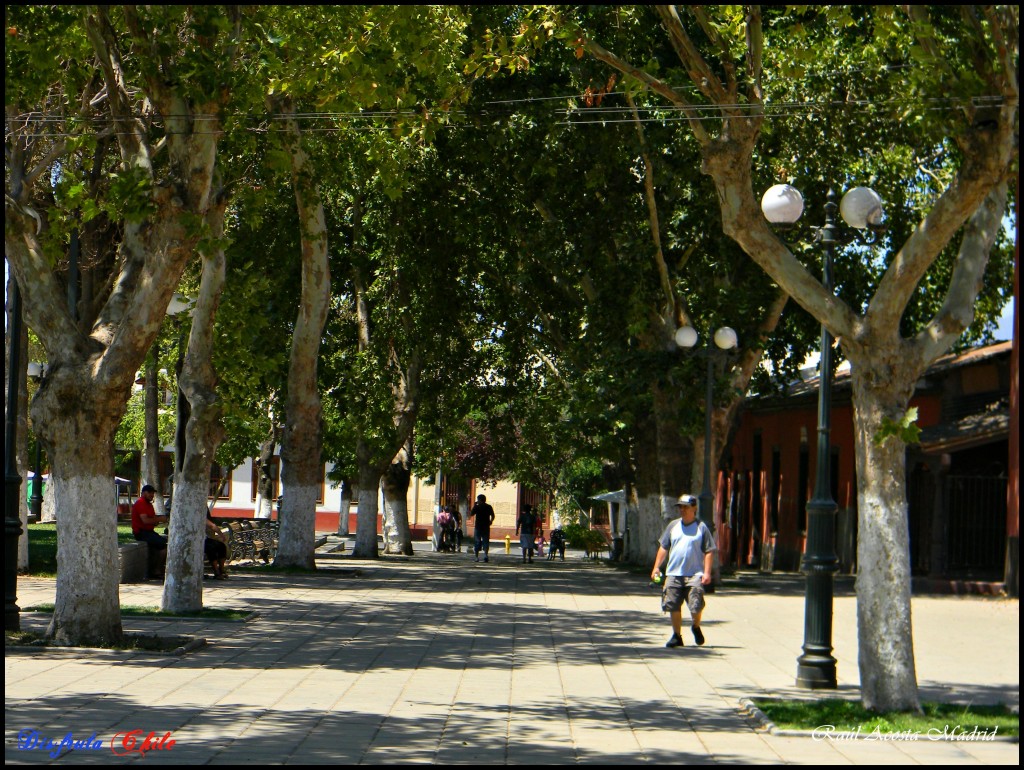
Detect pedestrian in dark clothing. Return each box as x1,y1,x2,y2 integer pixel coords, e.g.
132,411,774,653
468,494,495,563
516,504,539,563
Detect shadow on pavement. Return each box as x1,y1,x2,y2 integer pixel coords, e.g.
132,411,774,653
6,692,762,764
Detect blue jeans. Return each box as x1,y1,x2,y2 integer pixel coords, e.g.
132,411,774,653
474,531,490,555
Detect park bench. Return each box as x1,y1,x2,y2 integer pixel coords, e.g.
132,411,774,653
225,521,253,563
240,520,276,563
223,520,279,565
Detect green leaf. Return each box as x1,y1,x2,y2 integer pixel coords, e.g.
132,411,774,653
873,407,922,446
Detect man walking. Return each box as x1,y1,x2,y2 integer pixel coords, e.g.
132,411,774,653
651,494,716,648
468,494,495,562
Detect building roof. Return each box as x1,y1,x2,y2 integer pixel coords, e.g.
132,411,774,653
761,340,1012,402
917,402,1010,454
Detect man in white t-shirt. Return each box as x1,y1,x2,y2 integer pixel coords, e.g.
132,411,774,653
651,494,716,648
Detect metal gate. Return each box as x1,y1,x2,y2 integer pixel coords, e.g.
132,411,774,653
945,475,1007,576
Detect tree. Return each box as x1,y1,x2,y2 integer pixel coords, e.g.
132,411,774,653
461,10,813,567
550,5,1017,711
161,200,229,612
5,6,238,645
244,5,469,565
270,102,332,569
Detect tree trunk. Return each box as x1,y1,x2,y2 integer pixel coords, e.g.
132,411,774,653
381,441,414,555
253,425,276,520
34,373,125,646
352,439,381,559
5,7,233,647
337,478,355,536
629,397,691,565
162,212,227,613
274,102,331,570
850,362,921,712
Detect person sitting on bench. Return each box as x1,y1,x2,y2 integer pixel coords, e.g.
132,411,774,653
132,484,168,548
205,512,229,579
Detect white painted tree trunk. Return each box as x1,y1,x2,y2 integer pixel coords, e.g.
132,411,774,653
18,491,29,571
162,480,207,613
273,103,330,570
41,493,56,523
381,443,413,555
46,474,122,645
851,366,920,712
253,435,276,520
630,493,672,565
337,478,354,536
382,484,413,556
353,473,381,558
276,485,320,568
162,225,226,612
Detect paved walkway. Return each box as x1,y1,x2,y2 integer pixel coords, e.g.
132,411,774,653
5,544,1019,765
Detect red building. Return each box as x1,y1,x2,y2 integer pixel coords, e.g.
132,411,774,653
722,341,1012,588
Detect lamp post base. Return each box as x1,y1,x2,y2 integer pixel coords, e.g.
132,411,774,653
796,655,837,689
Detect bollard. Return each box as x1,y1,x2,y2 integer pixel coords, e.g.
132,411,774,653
504,534,511,554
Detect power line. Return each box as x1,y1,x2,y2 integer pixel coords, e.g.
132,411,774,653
4,95,1010,139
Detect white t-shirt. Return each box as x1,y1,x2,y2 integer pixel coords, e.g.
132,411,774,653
658,518,716,577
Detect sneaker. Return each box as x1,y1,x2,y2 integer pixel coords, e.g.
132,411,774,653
665,633,683,648
484,555,489,562
692,626,705,646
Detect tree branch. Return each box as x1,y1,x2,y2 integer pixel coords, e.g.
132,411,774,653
581,35,711,145
914,181,1009,361
653,6,728,103
626,92,677,320
744,6,764,102
83,6,152,171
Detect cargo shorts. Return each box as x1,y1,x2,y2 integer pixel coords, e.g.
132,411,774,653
661,575,705,615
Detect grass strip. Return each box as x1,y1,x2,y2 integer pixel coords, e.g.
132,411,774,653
25,523,136,577
753,698,1018,738
24,603,248,621
6,629,202,653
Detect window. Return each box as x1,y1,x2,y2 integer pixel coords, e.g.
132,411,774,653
250,459,325,504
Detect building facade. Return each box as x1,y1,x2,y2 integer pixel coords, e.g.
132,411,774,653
722,342,1012,587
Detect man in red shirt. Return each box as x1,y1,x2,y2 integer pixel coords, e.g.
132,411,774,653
131,484,168,548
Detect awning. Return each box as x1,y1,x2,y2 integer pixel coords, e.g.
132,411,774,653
918,408,1009,454
590,490,626,504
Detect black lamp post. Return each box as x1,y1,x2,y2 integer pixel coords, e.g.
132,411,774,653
27,362,45,521
761,183,885,689
675,324,739,535
5,275,24,631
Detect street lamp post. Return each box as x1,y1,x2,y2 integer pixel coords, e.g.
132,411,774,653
761,183,885,689
675,324,739,534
